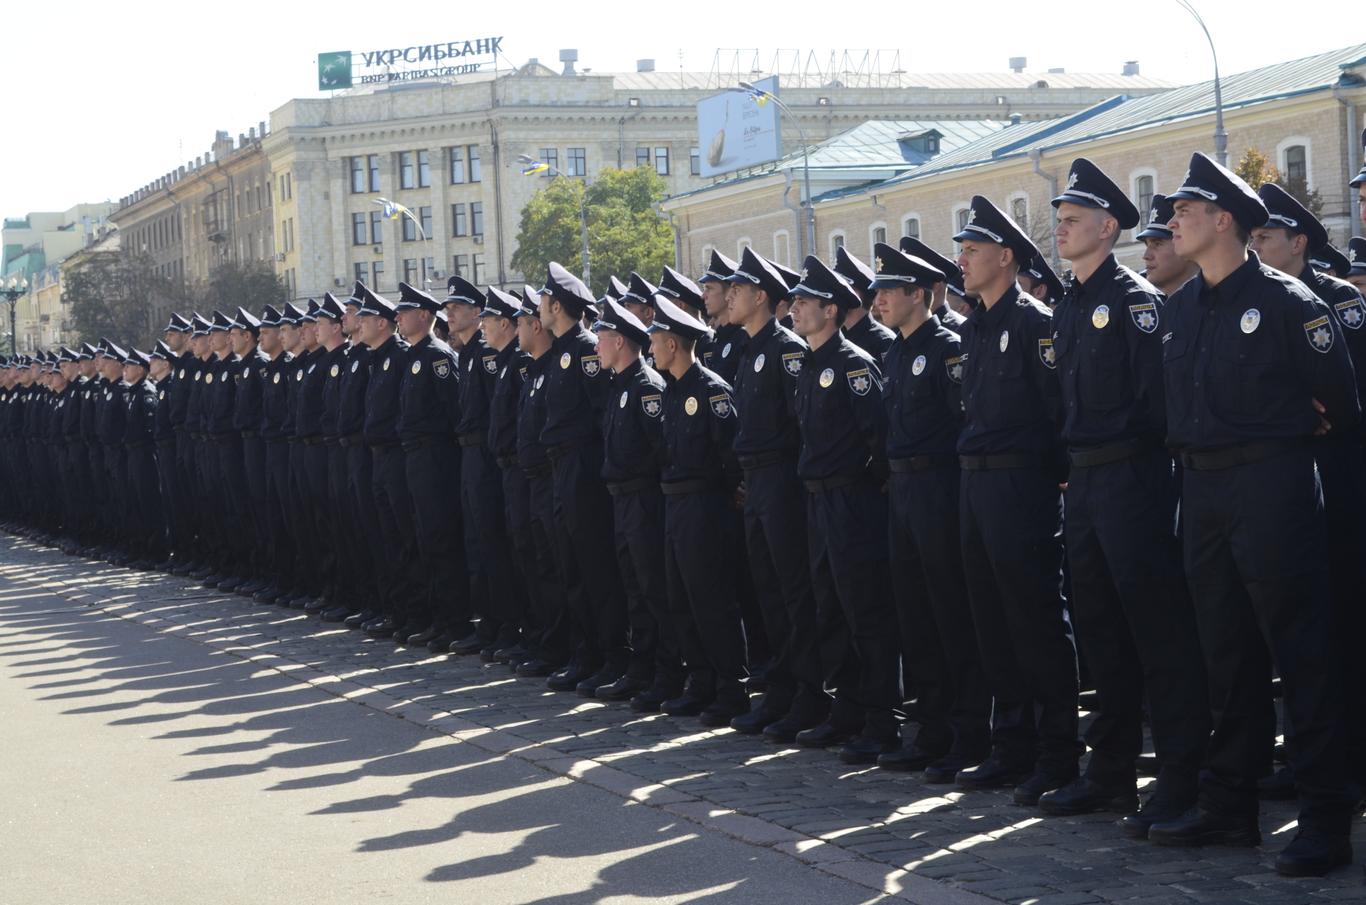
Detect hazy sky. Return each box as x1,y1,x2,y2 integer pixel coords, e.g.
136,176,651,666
1,0,1357,218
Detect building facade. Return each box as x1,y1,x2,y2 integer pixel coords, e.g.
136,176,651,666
2,204,115,352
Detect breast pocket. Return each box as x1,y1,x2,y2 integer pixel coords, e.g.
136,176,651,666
986,348,1024,422
1213,332,1280,419
1080,325,1129,409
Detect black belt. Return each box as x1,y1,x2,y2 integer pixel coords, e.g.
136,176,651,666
545,441,585,463
240,430,258,439
889,455,957,473
1178,439,1302,472
1068,438,1156,468
521,461,551,478
803,472,864,493
301,437,323,446
660,478,722,495
959,453,1046,471
458,432,486,449
736,450,795,470
496,454,519,470
607,476,656,496
338,433,362,447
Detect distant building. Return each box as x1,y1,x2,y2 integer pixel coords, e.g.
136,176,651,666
2,204,115,352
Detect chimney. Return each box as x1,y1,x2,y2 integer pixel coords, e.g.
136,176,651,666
259,120,267,137
637,59,655,73
1009,113,1023,126
248,126,257,140
559,48,578,76
1122,60,1140,76
1009,57,1027,74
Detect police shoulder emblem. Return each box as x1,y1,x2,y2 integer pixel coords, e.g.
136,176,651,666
1240,308,1261,334
641,394,662,418
560,352,572,369
351,360,360,373
581,355,601,377
619,389,628,408
945,355,964,384
684,396,699,416
999,330,1010,353
411,360,422,375
329,364,340,378
911,354,927,376
847,368,872,396
818,367,835,388
1304,315,1334,353
1334,297,1365,330
754,353,766,373
1129,302,1158,334
1038,337,1057,369
722,342,732,358
782,352,803,377
709,394,732,418
434,359,451,379
1091,304,1110,329
483,355,498,374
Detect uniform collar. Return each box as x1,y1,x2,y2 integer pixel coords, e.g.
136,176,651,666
1074,254,1118,300
1198,251,1261,306
971,284,1022,330
615,358,642,380
904,314,943,351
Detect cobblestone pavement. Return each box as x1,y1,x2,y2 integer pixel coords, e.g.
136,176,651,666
1,533,1361,905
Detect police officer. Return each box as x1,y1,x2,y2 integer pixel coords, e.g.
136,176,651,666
698,250,744,377
870,241,991,780
1150,153,1358,878
952,195,1081,803
1019,253,1065,308
833,246,896,360
723,246,828,741
593,295,681,703
309,296,350,614
445,275,519,656
394,281,470,647
1042,158,1210,828
96,339,132,565
1249,182,1366,808
149,341,178,568
787,256,901,763
156,315,192,567
122,348,164,569
1348,236,1366,296
538,262,631,694
288,300,330,607
648,293,750,725
1136,194,1199,296
899,236,967,330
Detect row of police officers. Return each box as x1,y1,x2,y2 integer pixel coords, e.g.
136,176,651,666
4,144,1366,879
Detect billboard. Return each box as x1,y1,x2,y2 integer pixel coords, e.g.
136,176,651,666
696,76,781,178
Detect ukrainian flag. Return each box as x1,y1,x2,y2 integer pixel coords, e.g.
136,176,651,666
522,161,551,176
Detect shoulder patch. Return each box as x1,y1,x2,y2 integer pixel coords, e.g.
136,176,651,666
1305,315,1334,353
781,352,803,377
1333,297,1364,330
944,355,964,384
581,355,601,377
708,393,732,418
1129,302,1158,334
846,367,873,396
641,393,663,418
434,359,451,379
483,355,498,374
1038,337,1057,369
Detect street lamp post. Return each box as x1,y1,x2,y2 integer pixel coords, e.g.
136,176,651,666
517,154,591,287
734,82,816,261
1178,0,1228,167
2,277,29,356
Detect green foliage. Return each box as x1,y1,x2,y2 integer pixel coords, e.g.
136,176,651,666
511,167,675,296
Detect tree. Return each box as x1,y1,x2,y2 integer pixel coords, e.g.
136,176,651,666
64,251,187,349
199,260,287,315
1234,147,1324,219
511,166,676,296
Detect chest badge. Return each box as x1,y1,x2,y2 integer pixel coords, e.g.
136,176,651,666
560,352,572,369
273,373,280,384
351,360,360,373
619,390,628,408
1240,309,1261,333
818,368,835,388
205,373,214,384
178,368,185,379
411,360,422,375
722,342,732,358
684,396,698,416
330,364,340,378
383,358,391,371
1092,305,1110,329
912,354,927,376
535,375,544,389
754,353,765,373
999,330,1010,353
295,370,303,381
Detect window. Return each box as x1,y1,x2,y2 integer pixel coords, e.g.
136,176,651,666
370,210,383,245
468,145,482,182
417,150,431,188
737,237,752,257
284,172,292,200
371,261,384,291
419,205,432,239
450,146,466,184
830,232,846,258
901,216,921,240
453,254,469,276
773,230,790,267
399,151,415,189
690,147,701,176
349,157,366,194
352,212,367,245
354,262,367,285
282,218,295,253
367,154,380,192
955,207,971,231
451,203,468,237
403,258,419,285
636,147,651,168
422,256,435,285
471,202,484,237
567,147,586,177
402,216,417,242
1285,144,1307,183
539,148,558,176
655,147,670,176
1010,195,1029,232
472,253,486,284
1134,175,1155,218
871,224,887,249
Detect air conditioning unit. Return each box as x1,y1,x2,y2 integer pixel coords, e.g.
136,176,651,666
372,245,383,255
333,278,345,287
274,252,286,262
430,270,443,279
472,235,484,245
